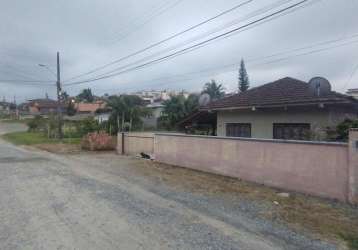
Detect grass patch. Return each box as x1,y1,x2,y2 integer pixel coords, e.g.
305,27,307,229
0,119,29,124
340,233,358,250
2,132,81,145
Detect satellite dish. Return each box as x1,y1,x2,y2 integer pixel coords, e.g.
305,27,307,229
199,93,211,106
308,77,331,96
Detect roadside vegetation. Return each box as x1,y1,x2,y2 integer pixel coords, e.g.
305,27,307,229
2,131,81,145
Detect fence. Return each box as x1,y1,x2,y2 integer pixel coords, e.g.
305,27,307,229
117,132,154,155
118,130,358,203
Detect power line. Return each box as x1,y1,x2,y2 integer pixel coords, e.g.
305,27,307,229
90,36,358,92
65,0,311,86
342,61,358,91
64,0,254,82
89,0,318,81
107,0,185,44
105,0,171,41
0,81,54,86
0,62,52,81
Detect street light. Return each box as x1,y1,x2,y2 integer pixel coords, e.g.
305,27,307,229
38,64,57,78
38,54,64,139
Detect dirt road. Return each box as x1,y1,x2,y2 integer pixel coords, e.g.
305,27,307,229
0,123,338,249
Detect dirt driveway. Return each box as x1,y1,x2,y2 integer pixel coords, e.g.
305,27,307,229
0,122,357,249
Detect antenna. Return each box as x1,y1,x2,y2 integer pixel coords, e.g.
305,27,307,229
308,77,331,96
199,93,211,106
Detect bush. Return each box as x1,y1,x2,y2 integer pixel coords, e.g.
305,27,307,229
81,132,115,151
75,117,100,136
327,119,358,141
26,115,46,132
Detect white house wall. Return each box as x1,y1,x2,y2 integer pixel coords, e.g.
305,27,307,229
217,108,332,139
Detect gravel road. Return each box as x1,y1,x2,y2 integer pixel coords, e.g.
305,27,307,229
0,122,338,250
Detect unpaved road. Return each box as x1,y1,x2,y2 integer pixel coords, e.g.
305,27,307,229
0,123,338,249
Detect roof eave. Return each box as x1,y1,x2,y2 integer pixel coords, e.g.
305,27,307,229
203,100,355,111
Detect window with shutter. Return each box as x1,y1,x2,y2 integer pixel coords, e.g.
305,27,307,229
226,123,251,138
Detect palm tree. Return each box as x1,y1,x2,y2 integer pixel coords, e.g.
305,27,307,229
161,95,187,128
202,80,225,100
107,95,150,132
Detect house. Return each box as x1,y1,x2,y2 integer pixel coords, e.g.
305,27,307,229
131,90,189,105
74,101,106,114
142,102,164,128
0,102,16,114
347,88,358,99
184,77,358,140
26,99,65,115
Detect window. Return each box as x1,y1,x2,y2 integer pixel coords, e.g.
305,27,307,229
273,123,310,140
226,123,251,138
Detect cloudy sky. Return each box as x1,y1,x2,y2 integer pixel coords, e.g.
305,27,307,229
0,0,357,102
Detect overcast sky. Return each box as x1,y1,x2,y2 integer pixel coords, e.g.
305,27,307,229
0,0,357,102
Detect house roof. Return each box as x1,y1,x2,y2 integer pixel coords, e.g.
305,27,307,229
75,102,106,113
28,99,59,109
203,77,357,110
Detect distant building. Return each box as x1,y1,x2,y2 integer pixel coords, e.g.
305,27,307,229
132,90,189,104
347,88,358,99
26,99,65,115
142,102,164,129
74,101,107,114
0,101,16,115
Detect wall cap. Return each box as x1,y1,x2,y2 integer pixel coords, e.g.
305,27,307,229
154,133,348,147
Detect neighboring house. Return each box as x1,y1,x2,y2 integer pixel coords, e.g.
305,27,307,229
142,102,164,128
347,88,358,99
132,90,189,104
74,101,106,114
0,102,16,114
27,99,65,115
184,77,358,140
95,113,110,123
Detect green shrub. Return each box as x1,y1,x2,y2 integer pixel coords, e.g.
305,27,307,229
335,119,358,141
75,117,100,136
26,115,46,132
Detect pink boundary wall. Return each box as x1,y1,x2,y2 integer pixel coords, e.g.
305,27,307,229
154,132,358,203
118,130,358,203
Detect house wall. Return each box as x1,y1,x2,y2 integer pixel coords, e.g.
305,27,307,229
216,107,352,139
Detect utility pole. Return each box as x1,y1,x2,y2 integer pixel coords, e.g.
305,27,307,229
56,52,63,139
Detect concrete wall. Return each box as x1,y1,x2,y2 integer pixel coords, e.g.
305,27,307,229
349,129,358,203
217,108,350,139
154,133,351,202
117,132,154,155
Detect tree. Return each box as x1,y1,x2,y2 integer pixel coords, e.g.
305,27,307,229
335,119,358,141
160,95,187,129
160,94,199,130
238,59,250,92
77,88,94,103
202,80,225,100
185,94,199,114
106,95,150,133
